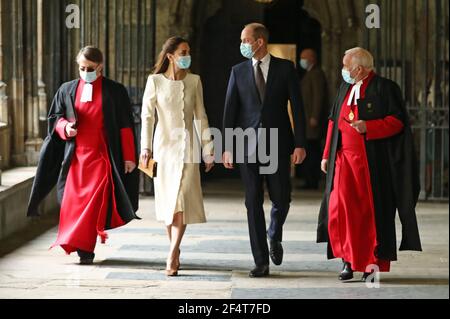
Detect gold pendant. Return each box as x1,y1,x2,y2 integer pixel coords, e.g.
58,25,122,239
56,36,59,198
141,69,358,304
348,111,355,121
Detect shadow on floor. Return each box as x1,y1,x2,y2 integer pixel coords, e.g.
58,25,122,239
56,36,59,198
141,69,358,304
0,213,59,258
97,258,249,272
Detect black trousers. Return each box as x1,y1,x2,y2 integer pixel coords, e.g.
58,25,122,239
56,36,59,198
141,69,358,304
238,156,291,267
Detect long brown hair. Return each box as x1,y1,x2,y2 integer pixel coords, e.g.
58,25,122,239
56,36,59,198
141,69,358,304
153,36,188,74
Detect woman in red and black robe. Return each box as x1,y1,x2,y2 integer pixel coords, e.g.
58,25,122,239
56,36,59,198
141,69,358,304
28,47,139,264
318,49,422,281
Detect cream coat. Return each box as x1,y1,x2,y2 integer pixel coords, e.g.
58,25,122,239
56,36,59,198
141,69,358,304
141,73,213,225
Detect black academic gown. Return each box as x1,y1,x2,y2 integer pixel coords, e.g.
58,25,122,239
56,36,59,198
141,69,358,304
317,75,422,261
27,77,139,229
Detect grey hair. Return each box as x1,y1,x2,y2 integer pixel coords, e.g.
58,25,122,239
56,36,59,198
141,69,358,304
345,47,374,70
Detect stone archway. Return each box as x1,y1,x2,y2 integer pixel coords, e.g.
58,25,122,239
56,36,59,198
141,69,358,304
302,0,362,98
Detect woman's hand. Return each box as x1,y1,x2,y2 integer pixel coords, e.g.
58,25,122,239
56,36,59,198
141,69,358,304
204,154,215,173
140,148,152,167
65,122,78,137
124,161,136,174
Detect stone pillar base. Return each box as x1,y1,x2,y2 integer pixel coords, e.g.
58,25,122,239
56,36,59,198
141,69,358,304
0,124,10,170
24,138,43,166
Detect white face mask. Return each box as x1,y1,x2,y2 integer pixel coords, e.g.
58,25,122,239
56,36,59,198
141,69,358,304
342,67,357,84
80,69,98,83
300,59,310,70
79,63,100,83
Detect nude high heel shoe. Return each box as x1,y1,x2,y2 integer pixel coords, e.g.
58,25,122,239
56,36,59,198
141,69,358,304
165,249,180,276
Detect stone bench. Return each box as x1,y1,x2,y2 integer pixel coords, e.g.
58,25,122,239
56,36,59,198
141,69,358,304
0,167,58,241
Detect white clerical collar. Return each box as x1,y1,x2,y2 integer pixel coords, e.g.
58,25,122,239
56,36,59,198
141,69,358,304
80,76,101,102
252,53,271,67
80,82,93,102
347,80,363,106
347,73,372,106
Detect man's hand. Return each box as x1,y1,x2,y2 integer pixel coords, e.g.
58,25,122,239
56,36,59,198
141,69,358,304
292,148,307,165
140,148,152,167
124,161,136,174
222,151,234,169
310,118,318,128
321,159,328,174
65,122,78,137
350,120,367,134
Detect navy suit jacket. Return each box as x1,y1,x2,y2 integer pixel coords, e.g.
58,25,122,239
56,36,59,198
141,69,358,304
223,55,306,157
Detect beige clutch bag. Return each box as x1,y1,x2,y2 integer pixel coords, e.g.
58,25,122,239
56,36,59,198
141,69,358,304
138,159,157,178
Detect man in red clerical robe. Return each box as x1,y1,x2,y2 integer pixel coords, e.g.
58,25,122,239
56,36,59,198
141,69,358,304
318,47,422,282
28,46,140,264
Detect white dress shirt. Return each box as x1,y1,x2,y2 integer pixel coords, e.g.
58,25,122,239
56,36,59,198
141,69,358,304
252,53,271,83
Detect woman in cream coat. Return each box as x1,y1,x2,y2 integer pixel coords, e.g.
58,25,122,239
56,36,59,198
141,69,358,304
140,37,214,276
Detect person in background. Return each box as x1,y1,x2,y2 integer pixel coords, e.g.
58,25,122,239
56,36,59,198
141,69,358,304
297,48,329,189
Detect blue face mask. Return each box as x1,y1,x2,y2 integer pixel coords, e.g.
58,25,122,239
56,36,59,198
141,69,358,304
176,55,191,69
240,42,255,59
342,68,356,84
300,59,310,70
80,69,98,83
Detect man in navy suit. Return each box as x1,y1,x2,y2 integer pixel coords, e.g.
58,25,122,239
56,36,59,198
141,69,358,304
222,23,307,277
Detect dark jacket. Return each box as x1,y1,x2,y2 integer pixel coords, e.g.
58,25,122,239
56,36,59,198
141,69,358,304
300,65,329,140
223,55,306,158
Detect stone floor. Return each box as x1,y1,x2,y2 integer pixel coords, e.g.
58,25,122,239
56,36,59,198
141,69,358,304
0,178,448,299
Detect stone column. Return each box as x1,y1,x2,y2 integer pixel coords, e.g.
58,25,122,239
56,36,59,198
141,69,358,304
37,0,47,122
0,0,6,112
0,0,8,125
10,0,26,166
0,0,8,177
24,0,44,165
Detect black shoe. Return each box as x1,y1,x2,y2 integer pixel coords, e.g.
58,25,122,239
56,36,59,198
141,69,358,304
77,249,95,265
338,261,354,281
269,239,283,266
249,265,270,278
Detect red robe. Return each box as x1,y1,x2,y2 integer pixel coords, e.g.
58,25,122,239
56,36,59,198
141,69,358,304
322,72,404,272
52,76,136,254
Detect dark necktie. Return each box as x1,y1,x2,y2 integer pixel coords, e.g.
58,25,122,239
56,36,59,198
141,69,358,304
255,60,266,103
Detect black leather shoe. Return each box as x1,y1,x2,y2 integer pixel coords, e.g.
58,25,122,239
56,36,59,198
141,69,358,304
269,240,283,266
77,250,95,265
249,265,269,278
338,261,353,281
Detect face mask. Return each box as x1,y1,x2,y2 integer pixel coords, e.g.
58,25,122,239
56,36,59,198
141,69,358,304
176,55,191,69
240,42,255,59
342,67,356,84
80,69,98,83
300,59,310,70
